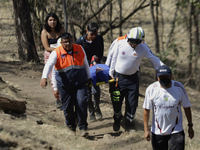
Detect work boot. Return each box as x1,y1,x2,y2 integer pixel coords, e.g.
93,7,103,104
66,126,76,136
80,129,89,138
55,100,62,108
113,120,121,131
125,121,135,132
89,114,96,122
95,111,102,120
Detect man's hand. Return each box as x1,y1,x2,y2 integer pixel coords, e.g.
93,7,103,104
93,55,98,60
54,90,60,100
144,130,151,141
110,76,114,79
87,78,93,87
188,126,194,139
40,78,47,88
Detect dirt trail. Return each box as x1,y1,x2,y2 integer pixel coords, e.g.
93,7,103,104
0,60,151,150
0,60,199,150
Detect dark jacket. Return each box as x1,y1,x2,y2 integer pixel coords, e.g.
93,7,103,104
76,34,104,64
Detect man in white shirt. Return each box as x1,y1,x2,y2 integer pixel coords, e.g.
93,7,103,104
143,65,194,150
109,27,164,132
105,26,147,67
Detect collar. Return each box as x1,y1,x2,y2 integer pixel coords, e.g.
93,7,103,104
60,45,73,55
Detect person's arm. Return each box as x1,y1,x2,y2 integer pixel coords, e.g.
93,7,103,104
41,29,55,52
51,66,60,100
184,107,194,139
143,45,164,70
40,51,57,88
143,109,151,141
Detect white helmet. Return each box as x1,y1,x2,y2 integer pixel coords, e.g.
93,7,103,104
127,28,142,44
127,28,143,40
137,27,145,39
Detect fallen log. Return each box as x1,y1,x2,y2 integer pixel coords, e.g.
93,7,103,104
0,96,27,113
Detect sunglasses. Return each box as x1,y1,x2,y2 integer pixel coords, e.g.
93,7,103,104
127,39,141,45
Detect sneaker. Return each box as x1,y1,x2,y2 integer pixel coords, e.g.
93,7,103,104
95,111,102,120
89,115,96,122
113,120,120,131
80,129,89,138
55,100,62,108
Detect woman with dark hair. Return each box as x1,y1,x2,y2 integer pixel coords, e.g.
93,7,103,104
41,12,65,108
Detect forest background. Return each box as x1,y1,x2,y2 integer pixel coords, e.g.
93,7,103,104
0,0,200,150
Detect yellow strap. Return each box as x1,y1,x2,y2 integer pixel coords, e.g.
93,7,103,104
88,78,115,87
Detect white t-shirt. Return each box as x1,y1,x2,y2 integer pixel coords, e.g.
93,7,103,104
109,39,164,76
143,80,191,135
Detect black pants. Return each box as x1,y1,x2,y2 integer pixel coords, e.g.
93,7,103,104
111,72,139,126
59,83,88,130
151,131,185,150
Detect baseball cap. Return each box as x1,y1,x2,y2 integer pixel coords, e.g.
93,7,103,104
157,65,172,77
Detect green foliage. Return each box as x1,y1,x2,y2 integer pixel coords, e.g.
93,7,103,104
190,0,200,8
156,41,179,75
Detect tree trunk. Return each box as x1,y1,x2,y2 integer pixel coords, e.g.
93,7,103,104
118,0,122,36
150,0,160,54
62,0,68,32
12,0,40,63
165,7,178,50
109,2,113,42
159,0,164,51
188,2,192,75
193,8,200,90
0,96,27,114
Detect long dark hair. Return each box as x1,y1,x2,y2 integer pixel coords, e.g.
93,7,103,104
44,13,62,33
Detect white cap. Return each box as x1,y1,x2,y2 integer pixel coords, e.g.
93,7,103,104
127,28,143,40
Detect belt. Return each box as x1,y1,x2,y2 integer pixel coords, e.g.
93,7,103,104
117,72,137,78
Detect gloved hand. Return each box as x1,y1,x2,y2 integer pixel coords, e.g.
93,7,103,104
87,78,93,87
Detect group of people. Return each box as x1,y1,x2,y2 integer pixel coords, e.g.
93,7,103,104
40,12,194,149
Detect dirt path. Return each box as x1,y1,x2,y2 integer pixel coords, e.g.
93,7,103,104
0,60,199,150
0,60,151,150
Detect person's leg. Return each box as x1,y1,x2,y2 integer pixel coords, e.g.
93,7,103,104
169,131,185,150
75,84,88,137
123,73,139,131
151,132,169,150
112,86,125,131
92,86,102,119
59,87,76,131
87,87,96,122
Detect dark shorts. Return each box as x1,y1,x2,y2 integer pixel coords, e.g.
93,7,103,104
151,131,185,150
